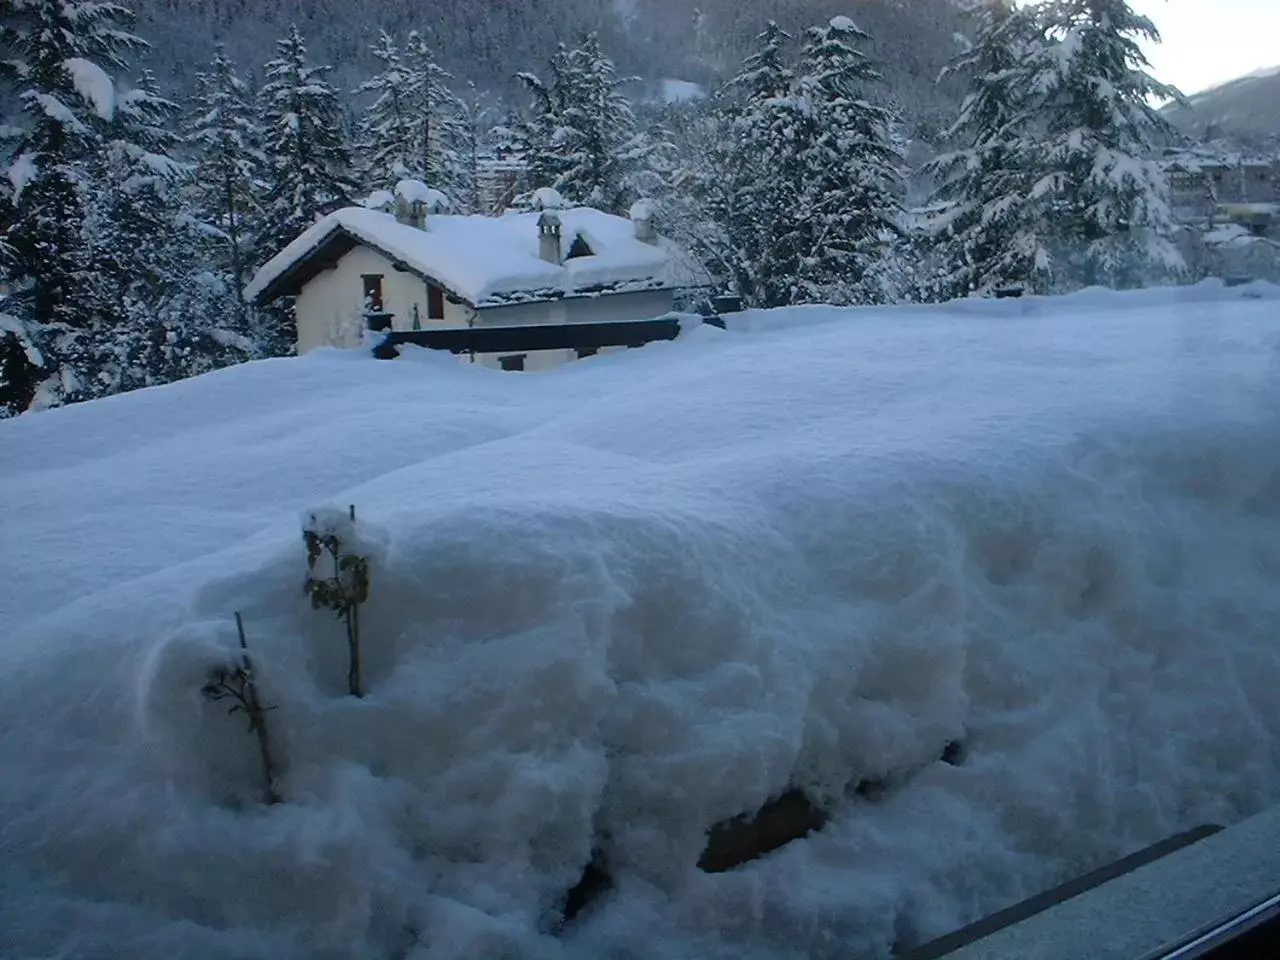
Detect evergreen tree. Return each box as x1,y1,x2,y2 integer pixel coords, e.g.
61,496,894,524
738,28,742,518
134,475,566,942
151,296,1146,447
404,29,468,202
353,31,417,189
701,22,810,307
84,69,183,316
0,0,146,412
792,16,905,304
257,25,356,260
190,44,265,331
1027,0,1183,289
81,67,251,397
516,33,654,214
513,45,574,196
924,0,1051,299
454,82,494,214
353,30,467,202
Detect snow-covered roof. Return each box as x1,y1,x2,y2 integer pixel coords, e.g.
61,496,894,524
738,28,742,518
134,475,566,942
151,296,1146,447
245,205,700,308
1160,147,1279,174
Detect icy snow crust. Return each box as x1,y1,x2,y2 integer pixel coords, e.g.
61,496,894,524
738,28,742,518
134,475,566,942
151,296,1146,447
2,282,1280,959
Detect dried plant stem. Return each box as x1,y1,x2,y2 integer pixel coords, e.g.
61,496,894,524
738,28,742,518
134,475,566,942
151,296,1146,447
234,612,282,805
303,505,369,698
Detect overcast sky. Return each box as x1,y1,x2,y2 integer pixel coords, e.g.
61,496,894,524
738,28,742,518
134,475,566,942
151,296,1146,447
1127,0,1279,95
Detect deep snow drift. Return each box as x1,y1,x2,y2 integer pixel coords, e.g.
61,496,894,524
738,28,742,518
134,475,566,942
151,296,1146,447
2,282,1280,960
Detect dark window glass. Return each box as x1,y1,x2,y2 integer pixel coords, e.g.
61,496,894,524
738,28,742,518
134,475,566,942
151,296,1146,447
362,274,384,311
499,354,525,372
428,283,445,320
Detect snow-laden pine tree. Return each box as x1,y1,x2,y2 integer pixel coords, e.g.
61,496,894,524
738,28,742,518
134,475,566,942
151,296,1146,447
81,68,253,397
792,16,905,304
84,69,183,317
454,82,495,215
403,30,468,205
0,0,145,413
189,45,265,332
924,0,1052,299
512,45,572,197
257,25,356,261
700,21,810,307
354,31,418,190
354,30,468,205
516,34,659,214
1023,0,1183,289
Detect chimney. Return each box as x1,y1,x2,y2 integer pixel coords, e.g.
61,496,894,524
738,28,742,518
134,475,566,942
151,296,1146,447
538,211,563,264
630,198,658,244
394,179,433,230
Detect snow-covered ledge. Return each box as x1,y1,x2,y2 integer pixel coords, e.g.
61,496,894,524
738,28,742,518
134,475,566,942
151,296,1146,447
912,803,1280,959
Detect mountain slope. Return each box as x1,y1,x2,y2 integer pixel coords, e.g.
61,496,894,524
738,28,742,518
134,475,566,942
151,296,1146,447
128,0,969,126
1162,68,1280,146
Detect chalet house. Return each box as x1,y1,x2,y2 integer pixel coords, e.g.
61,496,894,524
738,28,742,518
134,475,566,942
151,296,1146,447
244,181,698,370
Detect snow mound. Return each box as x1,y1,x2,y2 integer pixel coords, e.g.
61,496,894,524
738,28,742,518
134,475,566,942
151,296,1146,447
829,15,858,32
532,186,569,211
2,285,1280,959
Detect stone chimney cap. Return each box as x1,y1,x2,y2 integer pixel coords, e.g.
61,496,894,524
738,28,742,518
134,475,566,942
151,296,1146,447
395,179,451,214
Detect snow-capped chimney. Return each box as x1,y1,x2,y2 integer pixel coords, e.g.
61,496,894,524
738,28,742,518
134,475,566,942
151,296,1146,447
393,179,451,230
630,199,658,245
538,211,563,265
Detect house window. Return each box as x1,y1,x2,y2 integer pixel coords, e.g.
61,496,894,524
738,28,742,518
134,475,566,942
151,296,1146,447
499,354,526,372
565,234,594,259
427,283,445,320
576,346,598,359
362,274,384,312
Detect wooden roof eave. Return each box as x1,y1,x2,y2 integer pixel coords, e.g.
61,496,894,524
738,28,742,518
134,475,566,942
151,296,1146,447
250,228,361,305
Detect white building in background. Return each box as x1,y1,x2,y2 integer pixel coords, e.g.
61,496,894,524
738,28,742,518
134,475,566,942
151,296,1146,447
1161,148,1280,228
243,183,702,370
474,154,528,214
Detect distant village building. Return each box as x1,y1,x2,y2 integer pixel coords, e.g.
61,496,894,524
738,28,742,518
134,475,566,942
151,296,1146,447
474,151,528,215
243,182,701,370
1161,148,1280,232
1162,149,1280,283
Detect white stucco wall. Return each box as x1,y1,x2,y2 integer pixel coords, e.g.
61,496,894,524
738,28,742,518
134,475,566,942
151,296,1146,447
293,242,677,373
294,245,473,354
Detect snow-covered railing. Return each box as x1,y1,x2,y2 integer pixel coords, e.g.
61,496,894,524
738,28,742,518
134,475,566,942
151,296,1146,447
901,803,1280,960
371,315,696,359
